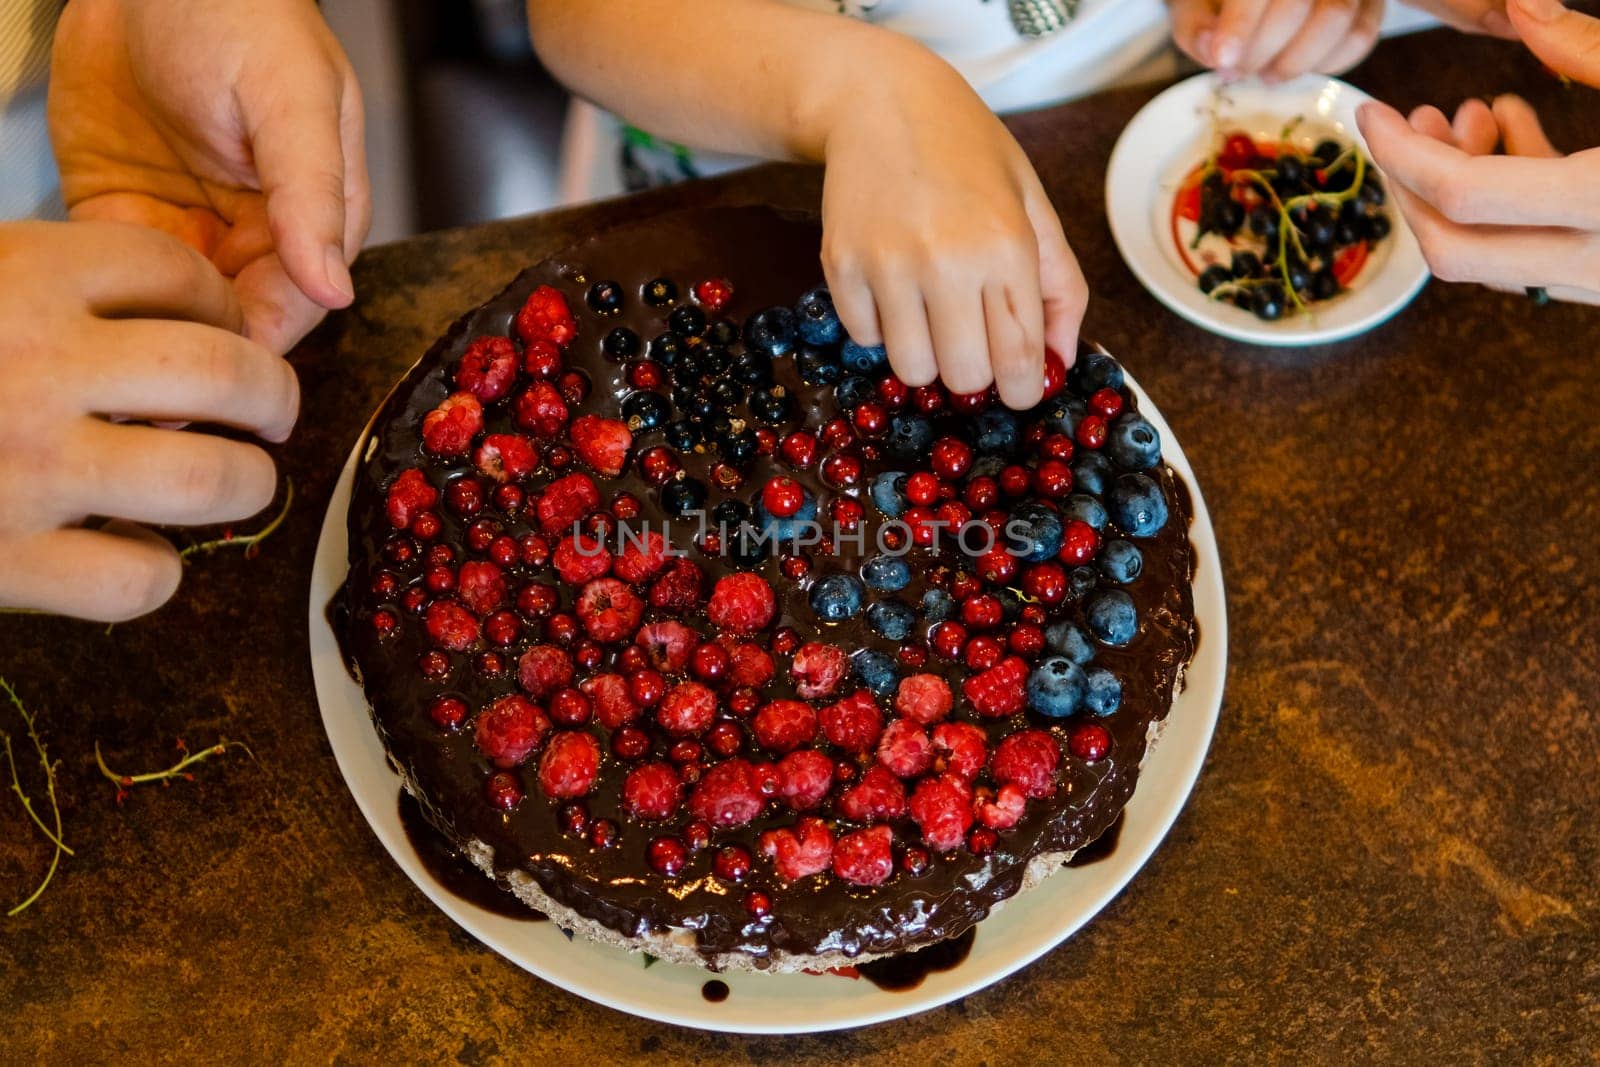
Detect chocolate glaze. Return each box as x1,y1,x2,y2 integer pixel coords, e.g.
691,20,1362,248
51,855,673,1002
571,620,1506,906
398,789,546,920
1066,813,1123,868
857,927,977,991
338,206,1196,965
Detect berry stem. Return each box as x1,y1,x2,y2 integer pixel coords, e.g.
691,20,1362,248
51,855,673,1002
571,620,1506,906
93,737,254,800
1,678,71,917
178,478,294,561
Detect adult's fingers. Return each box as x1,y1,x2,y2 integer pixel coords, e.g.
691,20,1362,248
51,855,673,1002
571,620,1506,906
1316,0,1386,70
1449,98,1500,155
1492,95,1561,158
65,221,242,332
1506,0,1600,86
1407,105,1455,143
1212,0,1275,72
233,253,333,356
0,524,181,622
339,68,374,260
1169,0,1221,66
62,420,279,529
79,319,300,442
875,275,947,391
1263,0,1360,81
1239,0,1316,75
1391,182,1600,291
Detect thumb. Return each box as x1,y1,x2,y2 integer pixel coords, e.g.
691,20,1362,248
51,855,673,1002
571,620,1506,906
1507,0,1600,87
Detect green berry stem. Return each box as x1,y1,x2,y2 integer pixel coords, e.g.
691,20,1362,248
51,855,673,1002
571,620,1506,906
94,737,254,803
1,678,71,917
178,478,294,561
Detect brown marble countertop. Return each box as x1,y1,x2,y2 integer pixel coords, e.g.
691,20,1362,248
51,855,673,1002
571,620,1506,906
3,27,1597,1063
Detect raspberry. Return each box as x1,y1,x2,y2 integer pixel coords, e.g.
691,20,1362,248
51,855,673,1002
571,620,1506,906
759,816,834,881
819,690,884,753
687,758,765,828
576,578,644,643
876,719,933,778
537,730,600,799
753,700,818,754
909,774,975,852
636,620,697,673
553,532,612,585
457,335,519,401
581,673,640,729
621,761,683,820
991,728,1061,798
422,393,483,456
473,694,551,768
707,573,777,634
725,642,775,688
514,381,570,439
457,561,507,616
515,284,576,348
424,599,479,651
517,643,573,698
523,338,562,379
475,433,537,484
613,530,668,583
647,557,706,614
838,765,907,821
976,782,1027,829
777,749,834,810
832,825,894,886
570,414,632,477
535,472,601,535
657,681,717,736
962,656,1029,718
385,468,437,529
931,721,988,780
790,642,849,700
893,674,953,725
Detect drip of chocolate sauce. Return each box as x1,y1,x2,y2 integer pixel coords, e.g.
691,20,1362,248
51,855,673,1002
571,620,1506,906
1067,814,1124,867
856,928,977,991
701,979,730,1002
398,790,547,921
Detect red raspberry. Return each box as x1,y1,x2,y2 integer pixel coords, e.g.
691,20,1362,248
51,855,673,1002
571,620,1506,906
622,761,683,820
647,557,706,614
1058,520,1100,566
991,729,1060,798
623,623,688,675
976,782,1027,829
894,674,953,724
457,561,507,616
523,338,562,380
385,468,437,529
963,656,1028,718
777,749,834,810
726,642,775,688
517,643,574,698
475,433,537,483
515,284,576,348
457,335,519,401
819,690,884,753
569,414,633,477
932,721,988,780
759,816,834,881
657,681,717,736
707,573,777,634
961,593,1004,630
687,758,765,828
553,532,612,585
832,825,894,886
876,719,933,778
613,530,668,583
576,578,644,643
838,765,908,821
1069,722,1111,762
514,381,570,439
581,673,640,728
473,694,551,768
909,775,975,852
790,642,849,700
753,700,818,754
422,393,484,456
424,599,479,651
537,730,600,799
535,472,601,535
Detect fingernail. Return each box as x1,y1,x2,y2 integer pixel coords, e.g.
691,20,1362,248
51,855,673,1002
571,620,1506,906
325,246,355,304
1512,0,1562,21
1195,30,1214,64
1215,37,1243,68
1482,8,1515,33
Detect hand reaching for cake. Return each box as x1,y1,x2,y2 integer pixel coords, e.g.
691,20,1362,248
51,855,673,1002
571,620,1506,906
1168,0,1385,82
0,223,297,622
47,0,370,355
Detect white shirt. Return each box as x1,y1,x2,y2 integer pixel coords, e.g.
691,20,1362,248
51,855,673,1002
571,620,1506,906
0,0,65,220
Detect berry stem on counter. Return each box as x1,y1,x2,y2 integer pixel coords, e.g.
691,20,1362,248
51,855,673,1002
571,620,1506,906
1,678,71,917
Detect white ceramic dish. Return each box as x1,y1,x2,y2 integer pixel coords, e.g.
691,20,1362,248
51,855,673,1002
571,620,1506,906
308,370,1227,1033
1106,72,1429,346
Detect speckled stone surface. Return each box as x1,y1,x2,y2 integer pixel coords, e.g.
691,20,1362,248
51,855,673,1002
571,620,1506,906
2,29,1597,1063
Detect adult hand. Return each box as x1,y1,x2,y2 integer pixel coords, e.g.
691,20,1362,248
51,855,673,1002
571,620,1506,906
1357,0,1600,302
1169,0,1386,82
0,221,298,622
48,0,370,354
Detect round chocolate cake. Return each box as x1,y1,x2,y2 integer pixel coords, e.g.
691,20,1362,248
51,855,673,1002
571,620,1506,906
338,206,1196,971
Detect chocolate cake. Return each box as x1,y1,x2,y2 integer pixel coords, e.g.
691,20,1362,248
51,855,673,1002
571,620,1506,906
337,206,1196,971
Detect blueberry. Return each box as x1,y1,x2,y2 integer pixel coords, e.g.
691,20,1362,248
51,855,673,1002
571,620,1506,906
732,351,773,386
642,277,677,307
1044,622,1095,665
749,387,791,424
969,455,1006,481
840,338,888,374
1072,452,1114,496
1062,493,1109,531
744,306,798,357
1042,397,1087,437
795,345,843,386
1199,264,1233,294
1068,350,1124,395
974,409,1021,456
622,390,670,431
853,649,898,696
861,555,912,592
668,305,707,338
753,491,818,542
920,588,955,622
810,573,865,622
1067,566,1098,601
1006,502,1063,563
1026,656,1088,719
1083,669,1122,716
835,375,876,410
1231,250,1263,279
723,524,769,570
1109,474,1169,538
1248,205,1279,241
1252,284,1286,322
1311,270,1340,301
603,326,641,359
1098,540,1143,584
660,477,707,518
866,599,917,641
870,471,909,517
707,318,739,347
1106,414,1161,470
795,286,843,345
587,280,623,315
886,414,934,460
1086,590,1138,646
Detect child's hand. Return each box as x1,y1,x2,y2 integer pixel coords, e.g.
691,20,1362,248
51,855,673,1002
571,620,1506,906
1169,0,1384,82
0,222,298,621
817,56,1085,409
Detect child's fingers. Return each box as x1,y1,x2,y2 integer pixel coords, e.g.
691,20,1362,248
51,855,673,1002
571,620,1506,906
874,274,943,390
1212,0,1277,72
1451,98,1501,156
1025,188,1086,369
1408,105,1455,143
1315,0,1384,70
1169,0,1220,65
923,281,991,396
1492,95,1561,158
1263,0,1358,81
821,252,884,347
0,524,181,622
985,284,1044,410
1239,0,1316,75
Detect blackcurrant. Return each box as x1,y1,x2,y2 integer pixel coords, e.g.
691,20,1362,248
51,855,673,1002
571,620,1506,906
602,326,640,359
669,305,707,338
642,278,678,307
622,390,670,431
587,280,623,315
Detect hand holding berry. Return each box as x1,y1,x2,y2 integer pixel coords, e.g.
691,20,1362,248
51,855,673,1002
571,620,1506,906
1168,0,1385,82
